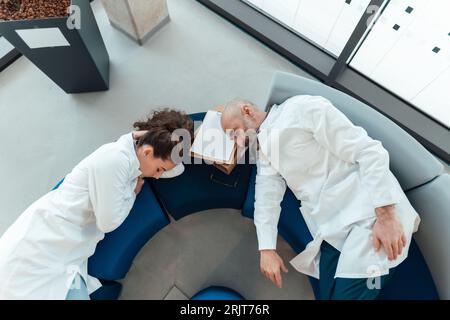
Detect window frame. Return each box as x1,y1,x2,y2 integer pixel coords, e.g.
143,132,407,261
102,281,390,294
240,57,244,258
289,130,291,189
0,35,21,72
0,0,96,72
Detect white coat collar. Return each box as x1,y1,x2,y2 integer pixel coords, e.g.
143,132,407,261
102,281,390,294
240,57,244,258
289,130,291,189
257,104,282,169
119,133,142,179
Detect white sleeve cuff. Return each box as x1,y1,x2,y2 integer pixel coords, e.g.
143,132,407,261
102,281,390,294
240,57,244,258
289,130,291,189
255,224,278,251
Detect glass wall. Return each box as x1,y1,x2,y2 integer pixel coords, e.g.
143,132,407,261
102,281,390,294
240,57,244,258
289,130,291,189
350,0,450,128
243,0,450,128
244,0,372,56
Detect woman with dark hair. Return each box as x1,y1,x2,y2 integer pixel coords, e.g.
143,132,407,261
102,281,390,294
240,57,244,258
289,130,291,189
0,109,194,300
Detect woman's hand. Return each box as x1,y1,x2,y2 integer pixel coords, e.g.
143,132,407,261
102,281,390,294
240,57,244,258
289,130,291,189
132,130,148,141
134,176,145,195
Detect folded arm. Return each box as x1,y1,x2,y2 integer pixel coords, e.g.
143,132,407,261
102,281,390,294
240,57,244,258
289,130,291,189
89,151,136,233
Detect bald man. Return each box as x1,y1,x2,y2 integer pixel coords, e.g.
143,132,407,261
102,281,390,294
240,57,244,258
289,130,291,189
220,97,420,300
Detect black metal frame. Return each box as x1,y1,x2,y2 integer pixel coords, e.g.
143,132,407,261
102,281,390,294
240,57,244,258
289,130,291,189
197,0,450,164
0,35,21,72
327,0,389,82
0,0,95,74
1,0,110,94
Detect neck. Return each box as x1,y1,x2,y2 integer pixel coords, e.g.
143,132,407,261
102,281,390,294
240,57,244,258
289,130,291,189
255,110,268,130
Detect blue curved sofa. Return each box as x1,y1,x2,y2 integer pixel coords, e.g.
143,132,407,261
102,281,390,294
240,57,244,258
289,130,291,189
84,72,448,300
192,286,245,300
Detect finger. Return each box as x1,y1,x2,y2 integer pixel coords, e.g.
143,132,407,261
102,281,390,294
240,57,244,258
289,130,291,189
261,268,269,280
373,236,381,251
264,270,272,281
268,273,277,286
383,240,394,260
281,261,289,274
136,130,148,139
391,241,398,260
397,239,403,256
401,234,407,247
274,271,282,288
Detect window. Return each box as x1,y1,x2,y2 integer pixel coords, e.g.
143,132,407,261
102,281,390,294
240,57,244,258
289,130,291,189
350,0,450,128
198,0,450,161
244,0,372,56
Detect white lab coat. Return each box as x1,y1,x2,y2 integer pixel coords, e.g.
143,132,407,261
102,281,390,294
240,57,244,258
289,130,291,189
254,95,420,279
0,133,184,299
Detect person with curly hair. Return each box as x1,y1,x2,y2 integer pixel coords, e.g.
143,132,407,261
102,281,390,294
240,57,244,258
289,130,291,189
0,109,194,300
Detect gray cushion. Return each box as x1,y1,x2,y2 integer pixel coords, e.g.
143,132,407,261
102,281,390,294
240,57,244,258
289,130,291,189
406,174,450,300
265,72,443,191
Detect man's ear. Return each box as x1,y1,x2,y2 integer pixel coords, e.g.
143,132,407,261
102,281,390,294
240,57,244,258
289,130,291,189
242,104,253,117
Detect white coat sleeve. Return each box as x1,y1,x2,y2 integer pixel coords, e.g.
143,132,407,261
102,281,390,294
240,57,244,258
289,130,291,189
301,96,401,208
88,151,136,233
254,151,287,250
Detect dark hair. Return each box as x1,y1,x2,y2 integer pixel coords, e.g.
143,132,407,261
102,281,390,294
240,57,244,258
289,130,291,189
133,109,194,161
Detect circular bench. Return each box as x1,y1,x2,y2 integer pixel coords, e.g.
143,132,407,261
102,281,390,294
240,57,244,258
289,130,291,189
86,111,440,300
84,72,449,299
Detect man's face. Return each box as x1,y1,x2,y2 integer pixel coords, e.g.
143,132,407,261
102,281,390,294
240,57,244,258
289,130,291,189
222,117,247,148
222,115,259,148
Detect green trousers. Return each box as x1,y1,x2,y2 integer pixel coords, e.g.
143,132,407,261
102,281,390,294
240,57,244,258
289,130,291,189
319,241,396,300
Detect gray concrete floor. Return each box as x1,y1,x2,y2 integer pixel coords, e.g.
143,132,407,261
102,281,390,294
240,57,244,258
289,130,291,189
121,209,314,300
0,0,313,235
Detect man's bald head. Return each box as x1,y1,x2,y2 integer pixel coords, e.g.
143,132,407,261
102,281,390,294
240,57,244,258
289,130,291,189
220,98,266,147
221,98,257,126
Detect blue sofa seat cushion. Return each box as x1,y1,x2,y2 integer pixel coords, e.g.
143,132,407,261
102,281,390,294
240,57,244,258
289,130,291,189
88,183,170,280
191,286,245,300
150,112,253,221
243,167,439,299
90,280,122,300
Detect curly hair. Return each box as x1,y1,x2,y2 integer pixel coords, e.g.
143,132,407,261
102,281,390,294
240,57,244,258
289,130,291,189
133,109,194,161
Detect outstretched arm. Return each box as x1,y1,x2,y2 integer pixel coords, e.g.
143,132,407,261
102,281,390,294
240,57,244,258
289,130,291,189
255,151,289,287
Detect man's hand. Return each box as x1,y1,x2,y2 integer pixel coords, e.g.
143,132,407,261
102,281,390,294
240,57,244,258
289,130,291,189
134,176,145,195
372,205,406,261
260,250,288,288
